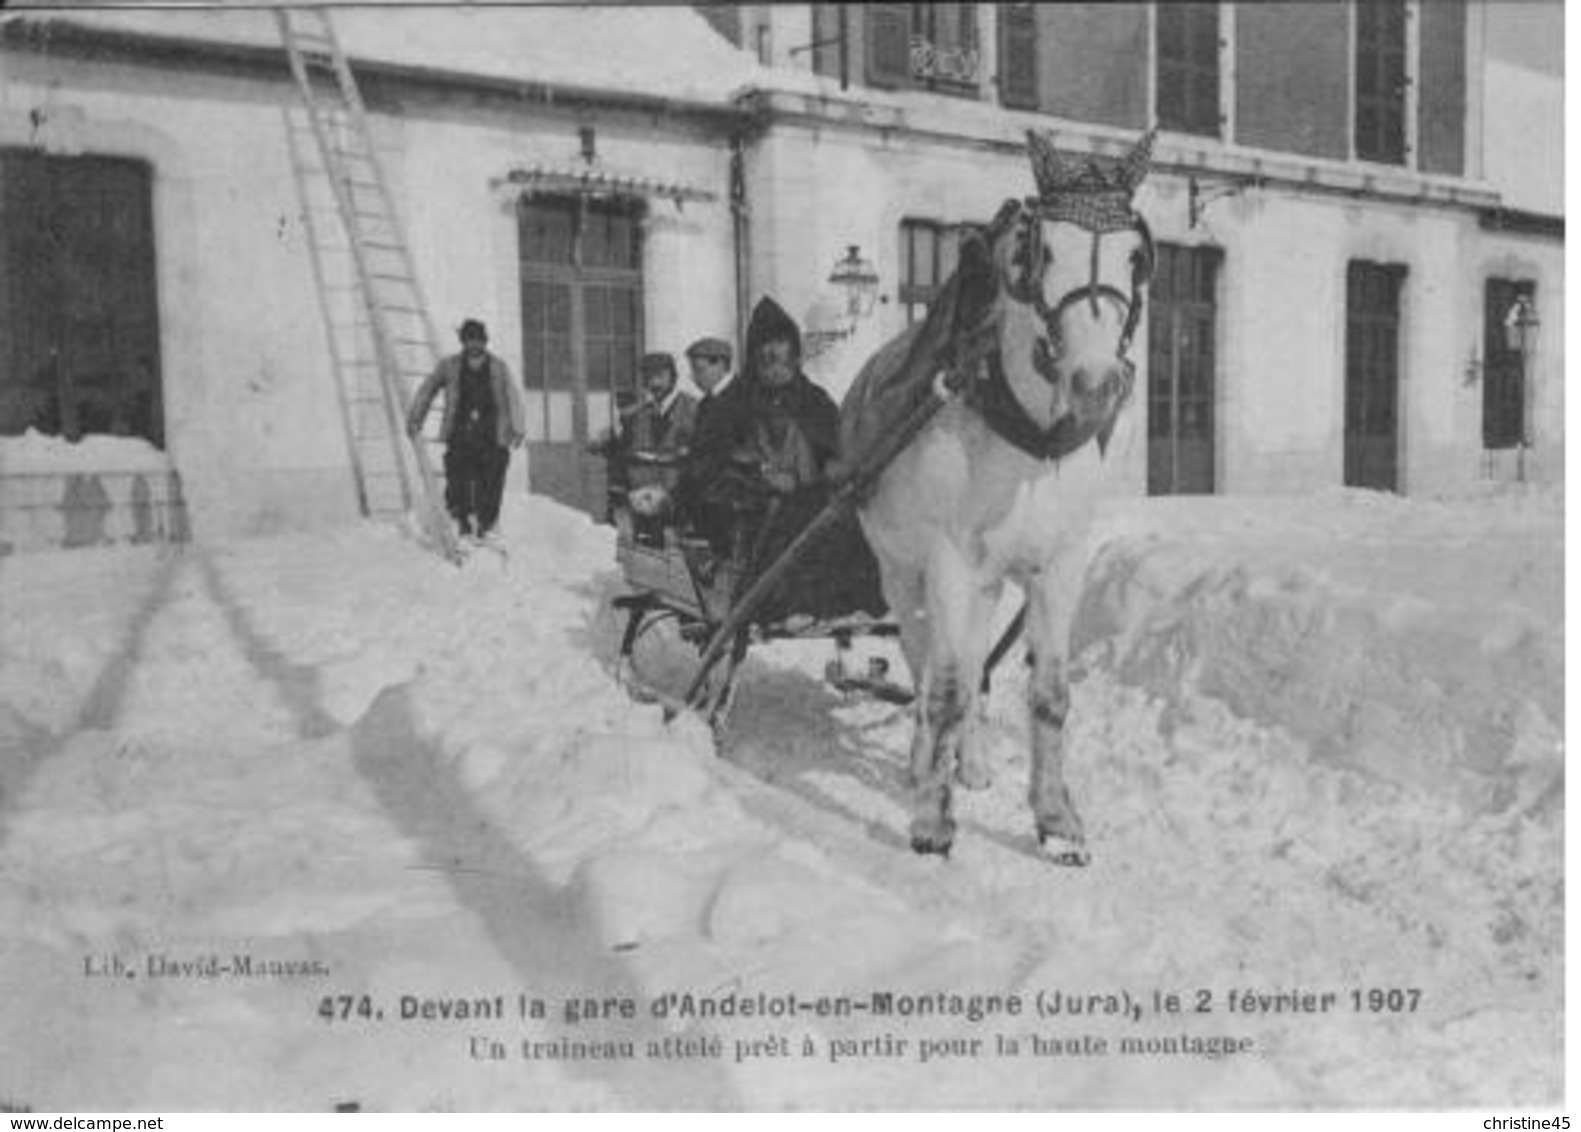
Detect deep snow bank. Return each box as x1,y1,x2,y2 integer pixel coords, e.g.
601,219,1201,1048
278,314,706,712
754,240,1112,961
0,486,1562,1108
1073,487,1562,820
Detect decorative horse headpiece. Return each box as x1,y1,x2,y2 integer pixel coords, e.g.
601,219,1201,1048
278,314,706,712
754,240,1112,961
1026,128,1156,232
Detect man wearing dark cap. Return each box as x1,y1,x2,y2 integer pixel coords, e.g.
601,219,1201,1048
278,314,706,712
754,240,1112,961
406,318,525,545
675,336,754,549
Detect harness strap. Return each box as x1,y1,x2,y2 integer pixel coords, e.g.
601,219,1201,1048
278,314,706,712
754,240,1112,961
966,350,1108,463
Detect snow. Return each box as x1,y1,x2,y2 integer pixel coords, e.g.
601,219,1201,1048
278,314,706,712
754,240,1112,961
0,428,171,474
0,486,1561,1110
4,6,767,106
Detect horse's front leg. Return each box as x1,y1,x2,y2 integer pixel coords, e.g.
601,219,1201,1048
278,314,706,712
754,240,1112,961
1025,553,1090,866
909,544,996,856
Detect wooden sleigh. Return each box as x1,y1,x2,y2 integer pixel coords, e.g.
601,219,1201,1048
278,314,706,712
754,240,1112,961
607,320,1023,737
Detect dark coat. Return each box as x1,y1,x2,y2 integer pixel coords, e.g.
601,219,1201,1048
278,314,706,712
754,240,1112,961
750,374,840,489
678,373,754,508
740,296,839,491
621,391,697,491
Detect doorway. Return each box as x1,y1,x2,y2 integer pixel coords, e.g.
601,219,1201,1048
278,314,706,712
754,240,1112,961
1344,260,1406,491
1146,242,1219,494
518,194,644,515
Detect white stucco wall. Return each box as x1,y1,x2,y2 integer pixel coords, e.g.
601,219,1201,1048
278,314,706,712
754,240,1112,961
1481,60,1564,217
2,54,355,539
1,3,1559,542
749,105,1559,499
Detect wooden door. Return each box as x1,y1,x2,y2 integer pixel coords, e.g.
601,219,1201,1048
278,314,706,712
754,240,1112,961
0,150,162,444
1344,261,1405,491
518,195,643,516
1147,243,1219,494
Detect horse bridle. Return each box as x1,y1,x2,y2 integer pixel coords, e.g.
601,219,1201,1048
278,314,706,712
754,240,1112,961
1003,201,1156,369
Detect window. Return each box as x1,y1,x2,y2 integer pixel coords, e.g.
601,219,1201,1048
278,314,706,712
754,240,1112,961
692,3,741,47
867,3,981,95
1355,0,1408,163
0,150,163,447
899,219,978,326
811,3,844,81
1483,279,1535,451
518,194,644,516
998,3,1039,110
1156,2,1221,137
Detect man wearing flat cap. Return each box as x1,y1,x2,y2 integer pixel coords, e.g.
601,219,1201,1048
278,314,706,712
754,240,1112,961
610,352,696,533
675,336,754,544
406,318,525,545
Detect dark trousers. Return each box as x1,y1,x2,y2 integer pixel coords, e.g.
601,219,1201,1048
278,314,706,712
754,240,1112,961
444,441,509,533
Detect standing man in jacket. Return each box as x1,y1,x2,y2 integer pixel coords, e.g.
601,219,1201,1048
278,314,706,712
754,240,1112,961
406,318,526,544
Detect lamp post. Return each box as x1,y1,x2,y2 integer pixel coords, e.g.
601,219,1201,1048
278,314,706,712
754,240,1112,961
806,245,881,359
829,244,880,322
1504,294,1540,482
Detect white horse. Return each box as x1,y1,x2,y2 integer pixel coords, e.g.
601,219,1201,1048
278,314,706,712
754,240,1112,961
841,130,1156,862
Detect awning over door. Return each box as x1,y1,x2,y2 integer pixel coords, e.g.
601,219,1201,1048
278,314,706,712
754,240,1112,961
498,165,717,206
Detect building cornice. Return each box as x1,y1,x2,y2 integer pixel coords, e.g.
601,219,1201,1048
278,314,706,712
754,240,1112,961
0,17,754,132
736,86,1505,217
1478,207,1564,240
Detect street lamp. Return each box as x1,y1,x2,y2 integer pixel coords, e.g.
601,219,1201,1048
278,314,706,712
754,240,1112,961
829,245,880,322
1503,294,1540,480
805,245,881,359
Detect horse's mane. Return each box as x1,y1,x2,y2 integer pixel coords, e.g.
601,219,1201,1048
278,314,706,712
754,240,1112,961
837,210,1009,480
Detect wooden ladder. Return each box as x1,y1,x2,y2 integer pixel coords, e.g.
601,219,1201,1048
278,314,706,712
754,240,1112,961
277,6,461,562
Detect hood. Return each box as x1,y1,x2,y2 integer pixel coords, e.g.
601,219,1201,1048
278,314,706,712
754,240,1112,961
742,297,802,387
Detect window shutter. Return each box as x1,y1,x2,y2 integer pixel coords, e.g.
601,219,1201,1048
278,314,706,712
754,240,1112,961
1417,0,1466,174
866,3,914,89
999,3,1039,109
811,3,842,80
1235,2,1349,159
1041,4,1148,128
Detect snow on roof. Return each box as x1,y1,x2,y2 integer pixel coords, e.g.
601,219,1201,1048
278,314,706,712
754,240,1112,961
2,4,770,107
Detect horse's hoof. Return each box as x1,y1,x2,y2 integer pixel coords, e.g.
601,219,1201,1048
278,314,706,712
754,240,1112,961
910,835,952,858
1037,830,1090,867
910,819,955,858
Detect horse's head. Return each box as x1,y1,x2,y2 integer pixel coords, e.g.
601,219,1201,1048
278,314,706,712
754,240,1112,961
956,130,1156,440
